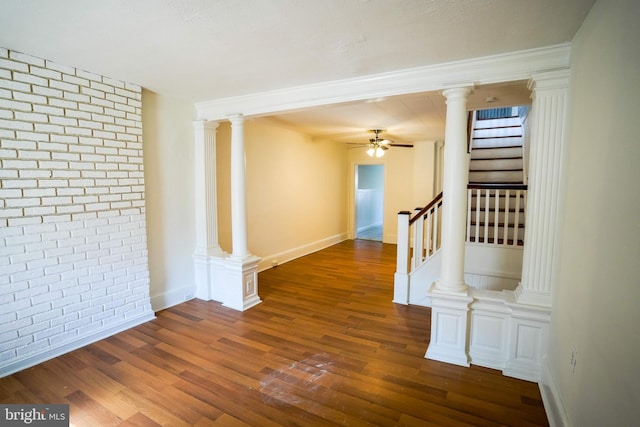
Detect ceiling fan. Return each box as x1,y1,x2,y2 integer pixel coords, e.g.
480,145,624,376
348,129,414,157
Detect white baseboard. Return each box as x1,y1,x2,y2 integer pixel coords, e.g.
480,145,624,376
150,284,196,312
257,233,348,272
0,311,156,378
356,223,381,234
539,358,571,427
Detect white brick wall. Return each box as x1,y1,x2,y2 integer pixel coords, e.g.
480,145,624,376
0,48,154,375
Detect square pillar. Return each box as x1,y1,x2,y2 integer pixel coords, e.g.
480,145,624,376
426,286,474,367
223,255,262,311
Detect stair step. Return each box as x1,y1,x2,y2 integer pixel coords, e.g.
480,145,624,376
474,117,522,129
468,224,525,238
471,136,523,149
470,197,526,211
469,170,524,183
469,158,523,171
470,220,525,228
473,127,522,139
468,205,526,213
470,146,522,159
468,236,524,246
471,211,525,227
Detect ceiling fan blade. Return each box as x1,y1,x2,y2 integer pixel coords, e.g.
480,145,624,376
389,143,414,148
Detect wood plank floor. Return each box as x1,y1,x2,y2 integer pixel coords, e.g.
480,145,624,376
0,239,549,426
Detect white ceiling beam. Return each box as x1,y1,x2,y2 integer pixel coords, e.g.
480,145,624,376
195,43,570,121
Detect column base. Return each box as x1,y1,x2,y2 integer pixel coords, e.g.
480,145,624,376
503,298,551,382
222,255,262,311
193,252,228,302
513,283,552,307
425,284,473,367
431,280,469,296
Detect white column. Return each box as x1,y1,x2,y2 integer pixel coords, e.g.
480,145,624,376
426,86,474,367
434,86,473,294
229,115,251,259
192,120,227,302
223,115,261,311
516,70,570,307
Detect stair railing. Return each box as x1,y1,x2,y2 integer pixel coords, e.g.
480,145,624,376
396,192,443,276
466,183,527,246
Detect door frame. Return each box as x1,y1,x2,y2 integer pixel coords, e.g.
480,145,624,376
348,160,385,241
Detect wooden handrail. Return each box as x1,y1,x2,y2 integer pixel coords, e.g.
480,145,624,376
467,183,527,191
410,192,443,225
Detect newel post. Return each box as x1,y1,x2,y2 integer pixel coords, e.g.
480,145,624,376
393,211,411,304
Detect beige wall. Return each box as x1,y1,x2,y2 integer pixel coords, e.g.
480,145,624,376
548,0,640,425
143,102,435,303
141,90,196,310
215,118,434,267
216,118,349,270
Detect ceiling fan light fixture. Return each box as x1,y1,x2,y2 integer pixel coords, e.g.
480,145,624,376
355,129,408,157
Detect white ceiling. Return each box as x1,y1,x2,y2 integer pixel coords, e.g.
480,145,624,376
0,0,595,143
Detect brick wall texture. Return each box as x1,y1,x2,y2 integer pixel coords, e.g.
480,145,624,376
0,48,153,372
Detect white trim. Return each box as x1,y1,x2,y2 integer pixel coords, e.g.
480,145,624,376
196,44,570,120
257,233,348,272
150,284,196,312
0,311,156,378
540,357,571,427
357,222,382,234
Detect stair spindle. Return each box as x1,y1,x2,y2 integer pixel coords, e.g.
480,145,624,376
503,190,510,245
494,189,500,243
513,190,522,246
475,189,481,243
466,189,472,243
484,189,490,243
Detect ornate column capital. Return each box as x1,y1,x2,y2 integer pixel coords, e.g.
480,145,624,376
528,69,570,94
442,85,474,102
193,119,220,131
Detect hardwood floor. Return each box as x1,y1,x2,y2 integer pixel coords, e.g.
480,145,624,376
0,240,548,426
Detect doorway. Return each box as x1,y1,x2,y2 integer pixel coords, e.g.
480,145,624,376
355,164,384,241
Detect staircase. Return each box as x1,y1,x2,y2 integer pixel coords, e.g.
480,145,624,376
469,107,525,184
394,106,530,306
393,105,544,379
467,107,527,246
